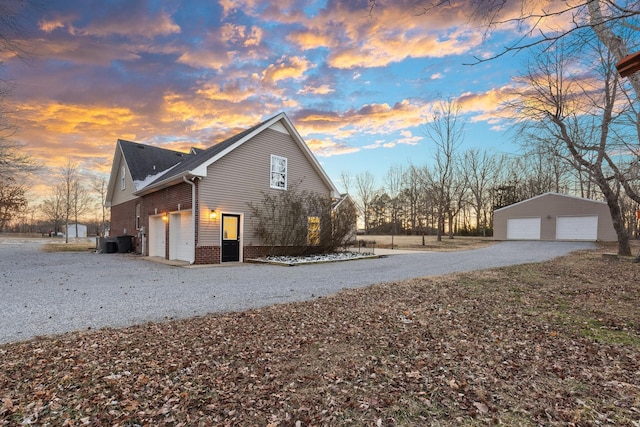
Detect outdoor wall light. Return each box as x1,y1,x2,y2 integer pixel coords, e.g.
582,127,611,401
162,212,168,222
209,210,218,220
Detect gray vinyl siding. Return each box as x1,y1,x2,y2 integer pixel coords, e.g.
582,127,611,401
109,155,138,206
198,127,332,246
493,193,617,241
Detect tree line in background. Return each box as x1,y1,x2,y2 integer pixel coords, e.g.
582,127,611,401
1,157,110,238
345,146,639,242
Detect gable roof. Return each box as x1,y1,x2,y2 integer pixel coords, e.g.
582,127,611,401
132,112,339,197
105,139,191,205
118,139,190,185
494,192,607,212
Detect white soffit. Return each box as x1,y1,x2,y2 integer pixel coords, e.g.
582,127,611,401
269,121,288,134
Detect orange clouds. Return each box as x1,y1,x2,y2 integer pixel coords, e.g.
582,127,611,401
260,56,312,84
286,30,335,50
329,29,483,69
39,10,180,38
221,23,263,47
177,50,230,71
12,101,141,181
297,85,334,95
290,101,431,156
306,138,360,157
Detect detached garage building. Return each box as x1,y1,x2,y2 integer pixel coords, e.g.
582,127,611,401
494,193,616,242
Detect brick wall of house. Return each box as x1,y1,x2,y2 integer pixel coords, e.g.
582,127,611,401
195,246,220,264
194,245,316,264
141,182,193,217
243,246,270,260
110,198,137,236
243,246,322,259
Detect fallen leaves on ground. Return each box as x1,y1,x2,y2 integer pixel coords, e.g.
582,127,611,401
1,248,639,426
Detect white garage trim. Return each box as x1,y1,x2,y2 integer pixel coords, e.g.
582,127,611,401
148,215,165,258
556,215,598,241
507,217,541,240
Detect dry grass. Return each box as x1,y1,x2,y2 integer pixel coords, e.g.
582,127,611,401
2,244,640,425
40,241,96,253
358,234,496,251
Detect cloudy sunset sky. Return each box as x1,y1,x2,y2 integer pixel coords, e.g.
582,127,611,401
3,0,561,198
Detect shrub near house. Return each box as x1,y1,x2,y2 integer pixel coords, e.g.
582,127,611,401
250,186,357,256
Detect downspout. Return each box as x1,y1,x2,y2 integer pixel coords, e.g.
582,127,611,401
183,176,196,265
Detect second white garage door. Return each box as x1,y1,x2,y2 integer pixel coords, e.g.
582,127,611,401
169,211,194,263
556,216,598,241
507,217,541,240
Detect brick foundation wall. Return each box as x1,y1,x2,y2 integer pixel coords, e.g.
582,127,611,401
194,245,322,264
195,246,221,264
243,246,270,260
243,246,323,259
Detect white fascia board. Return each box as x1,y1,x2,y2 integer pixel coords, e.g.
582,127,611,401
494,192,607,213
105,142,124,205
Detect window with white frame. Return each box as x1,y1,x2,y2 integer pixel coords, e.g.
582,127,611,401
120,165,126,190
270,155,287,190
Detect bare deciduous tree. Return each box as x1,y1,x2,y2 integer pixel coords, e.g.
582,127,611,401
515,40,639,255
40,184,64,235
463,148,504,236
401,165,422,235
56,160,91,242
354,171,377,234
384,164,404,246
92,176,108,236
0,182,26,230
423,99,465,241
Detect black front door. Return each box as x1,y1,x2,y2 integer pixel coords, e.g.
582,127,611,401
221,214,240,262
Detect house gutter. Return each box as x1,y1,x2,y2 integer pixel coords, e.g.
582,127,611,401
183,175,197,265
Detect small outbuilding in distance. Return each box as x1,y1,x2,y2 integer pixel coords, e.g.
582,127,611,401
493,192,617,242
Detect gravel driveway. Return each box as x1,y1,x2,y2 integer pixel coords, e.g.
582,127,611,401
0,239,594,344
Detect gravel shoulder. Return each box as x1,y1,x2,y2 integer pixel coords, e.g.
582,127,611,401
0,239,594,344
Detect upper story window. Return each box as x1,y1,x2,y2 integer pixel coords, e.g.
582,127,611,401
120,165,126,190
270,154,287,190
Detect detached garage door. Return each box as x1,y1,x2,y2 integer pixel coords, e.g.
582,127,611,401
507,217,541,240
556,216,598,241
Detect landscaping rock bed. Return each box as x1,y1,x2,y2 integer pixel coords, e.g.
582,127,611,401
248,251,378,266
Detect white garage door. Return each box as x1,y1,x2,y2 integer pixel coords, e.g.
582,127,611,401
507,217,541,240
169,211,194,263
148,215,165,257
556,216,598,241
